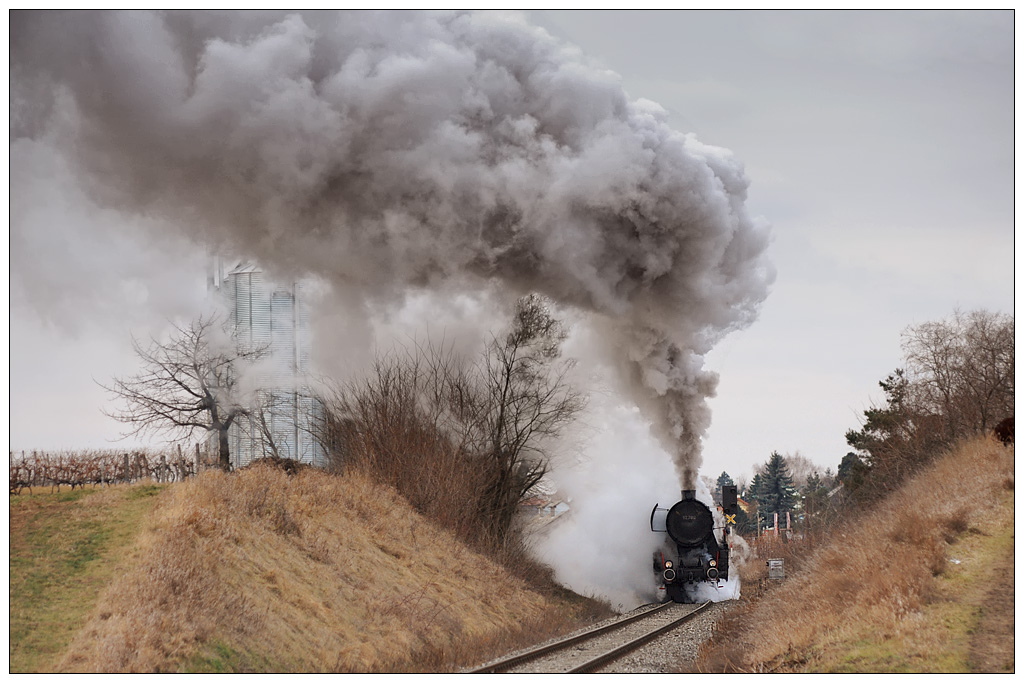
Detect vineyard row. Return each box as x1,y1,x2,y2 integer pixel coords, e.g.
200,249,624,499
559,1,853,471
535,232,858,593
9,446,217,495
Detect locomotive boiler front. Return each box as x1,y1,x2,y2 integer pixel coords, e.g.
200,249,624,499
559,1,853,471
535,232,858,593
666,490,715,547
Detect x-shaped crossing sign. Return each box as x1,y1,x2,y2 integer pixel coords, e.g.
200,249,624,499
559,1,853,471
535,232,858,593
724,513,737,525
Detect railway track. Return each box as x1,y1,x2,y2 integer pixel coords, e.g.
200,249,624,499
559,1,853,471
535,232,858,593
466,601,712,674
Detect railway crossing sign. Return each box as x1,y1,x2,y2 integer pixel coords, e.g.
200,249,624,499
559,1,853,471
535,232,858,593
724,513,736,525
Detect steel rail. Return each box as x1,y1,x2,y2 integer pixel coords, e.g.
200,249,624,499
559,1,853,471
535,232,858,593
465,601,676,673
564,600,712,673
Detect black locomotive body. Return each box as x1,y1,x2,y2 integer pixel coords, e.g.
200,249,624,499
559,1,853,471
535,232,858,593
651,486,737,603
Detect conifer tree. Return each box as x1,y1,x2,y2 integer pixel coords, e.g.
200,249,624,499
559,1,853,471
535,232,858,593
746,471,764,530
746,471,763,501
750,451,798,530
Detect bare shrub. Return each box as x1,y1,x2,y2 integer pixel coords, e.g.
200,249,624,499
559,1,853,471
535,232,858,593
940,507,971,543
322,345,488,543
890,509,933,546
888,522,950,578
322,294,584,556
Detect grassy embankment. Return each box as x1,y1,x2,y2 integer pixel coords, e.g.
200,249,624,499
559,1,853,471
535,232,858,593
697,436,1014,673
10,463,609,673
9,482,168,672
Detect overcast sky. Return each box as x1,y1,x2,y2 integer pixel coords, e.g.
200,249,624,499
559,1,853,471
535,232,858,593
8,10,1015,484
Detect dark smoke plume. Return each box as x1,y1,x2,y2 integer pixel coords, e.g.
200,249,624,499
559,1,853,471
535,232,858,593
11,10,774,486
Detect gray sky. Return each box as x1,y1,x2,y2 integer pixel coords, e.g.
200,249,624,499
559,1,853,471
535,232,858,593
8,10,1015,484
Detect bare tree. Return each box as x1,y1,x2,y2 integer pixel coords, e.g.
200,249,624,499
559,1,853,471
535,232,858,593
842,309,1013,502
101,314,266,472
901,309,1014,439
473,294,586,544
781,451,817,490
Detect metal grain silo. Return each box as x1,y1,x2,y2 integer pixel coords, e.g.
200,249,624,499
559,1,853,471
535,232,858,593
210,258,326,468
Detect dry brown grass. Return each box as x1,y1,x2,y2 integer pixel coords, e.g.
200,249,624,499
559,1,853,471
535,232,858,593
696,436,1014,673
56,464,597,672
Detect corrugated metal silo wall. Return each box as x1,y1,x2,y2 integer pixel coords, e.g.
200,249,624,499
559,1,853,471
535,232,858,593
219,266,326,469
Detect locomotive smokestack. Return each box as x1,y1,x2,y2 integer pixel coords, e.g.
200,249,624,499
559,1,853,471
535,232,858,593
682,490,695,501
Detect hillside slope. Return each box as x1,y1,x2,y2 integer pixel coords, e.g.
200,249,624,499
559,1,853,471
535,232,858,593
696,436,1014,673
16,464,604,672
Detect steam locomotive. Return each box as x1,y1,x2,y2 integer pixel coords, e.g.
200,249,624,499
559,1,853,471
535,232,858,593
650,485,737,603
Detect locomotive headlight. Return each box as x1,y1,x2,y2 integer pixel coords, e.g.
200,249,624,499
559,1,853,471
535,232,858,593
664,561,673,569
709,560,717,567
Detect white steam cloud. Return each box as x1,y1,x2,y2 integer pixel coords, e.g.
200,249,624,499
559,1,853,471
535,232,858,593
11,10,773,488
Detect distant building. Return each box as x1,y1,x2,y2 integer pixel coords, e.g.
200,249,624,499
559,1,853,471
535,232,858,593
520,492,571,535
209,258,326,468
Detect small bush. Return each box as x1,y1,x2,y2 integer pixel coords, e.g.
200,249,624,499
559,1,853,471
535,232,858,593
940,508,970,543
